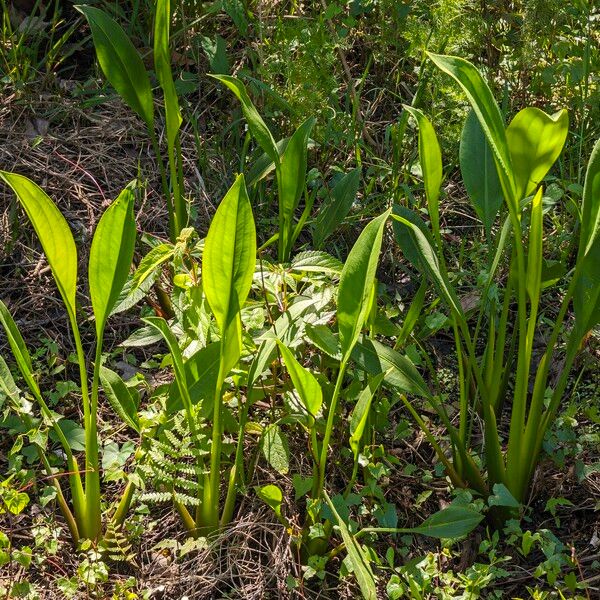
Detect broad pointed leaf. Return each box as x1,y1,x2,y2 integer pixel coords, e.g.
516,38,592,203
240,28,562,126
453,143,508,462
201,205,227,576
578,137,600,258
460,109,503,234
0,172,77,317
349,372,386,459
391,214,463,319
404,105,442,241
89,187,136,337
338,209,391,360
427,53,517,210
77,6,154,129
324,491,377,600
506,107,569,201
276,340,323,423
313,168,361,249
352,336,431,398
279,116,316,260
211,75,280,166
203,174,256,373
100,366,139,433
406,505,483,539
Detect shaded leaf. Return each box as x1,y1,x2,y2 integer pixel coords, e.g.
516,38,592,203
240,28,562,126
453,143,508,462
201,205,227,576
313,168,361,249
77,6,154,129
460,109,503,234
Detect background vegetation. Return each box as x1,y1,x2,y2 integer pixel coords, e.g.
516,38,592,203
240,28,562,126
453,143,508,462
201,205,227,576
0,0,598,598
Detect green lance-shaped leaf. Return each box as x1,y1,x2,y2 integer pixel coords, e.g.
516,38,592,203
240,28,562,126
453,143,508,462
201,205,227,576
89,187,136,338
210,75,280,167
574,139,600,338
142,316,192,412
167,342,221,415
506,107,569,201
573,233,600,338
403,106,443,245
349,372,386,460
154,0,185,231
324,491,377,600
578,137,600,259
352,336,431,398
99,366,139,433
409,505,483,539
427,53,518,211
77,6,154,130
526,188,544,305
0,355,19,405
391,203,434,270
203,174,256,373
0,300,38,398
312,167,361,249
364,505,484,540
338,209,391,360
278,116,316,261
276,340,323,424
0,172,77,318
460,109,503,235
391,214,463,320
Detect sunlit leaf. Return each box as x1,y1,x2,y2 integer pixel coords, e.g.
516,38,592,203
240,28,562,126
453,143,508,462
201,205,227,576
89,187,136,337
506,107,568,201
0,172,77,318
338,209,391,360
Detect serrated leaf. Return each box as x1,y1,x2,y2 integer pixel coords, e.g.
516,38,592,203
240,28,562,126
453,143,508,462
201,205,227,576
290,251,343,275
262,424,289,474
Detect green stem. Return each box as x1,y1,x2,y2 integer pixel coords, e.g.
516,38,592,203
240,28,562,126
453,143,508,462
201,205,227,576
81,328,102,541
202,353,227,531
150,131,176,242
314,360,348,501
36,441,79,543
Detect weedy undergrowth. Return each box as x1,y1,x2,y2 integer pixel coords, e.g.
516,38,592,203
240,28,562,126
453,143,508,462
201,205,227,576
0,172,137,542
142,173,256,535
213,75,316,263
392,53,600,521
